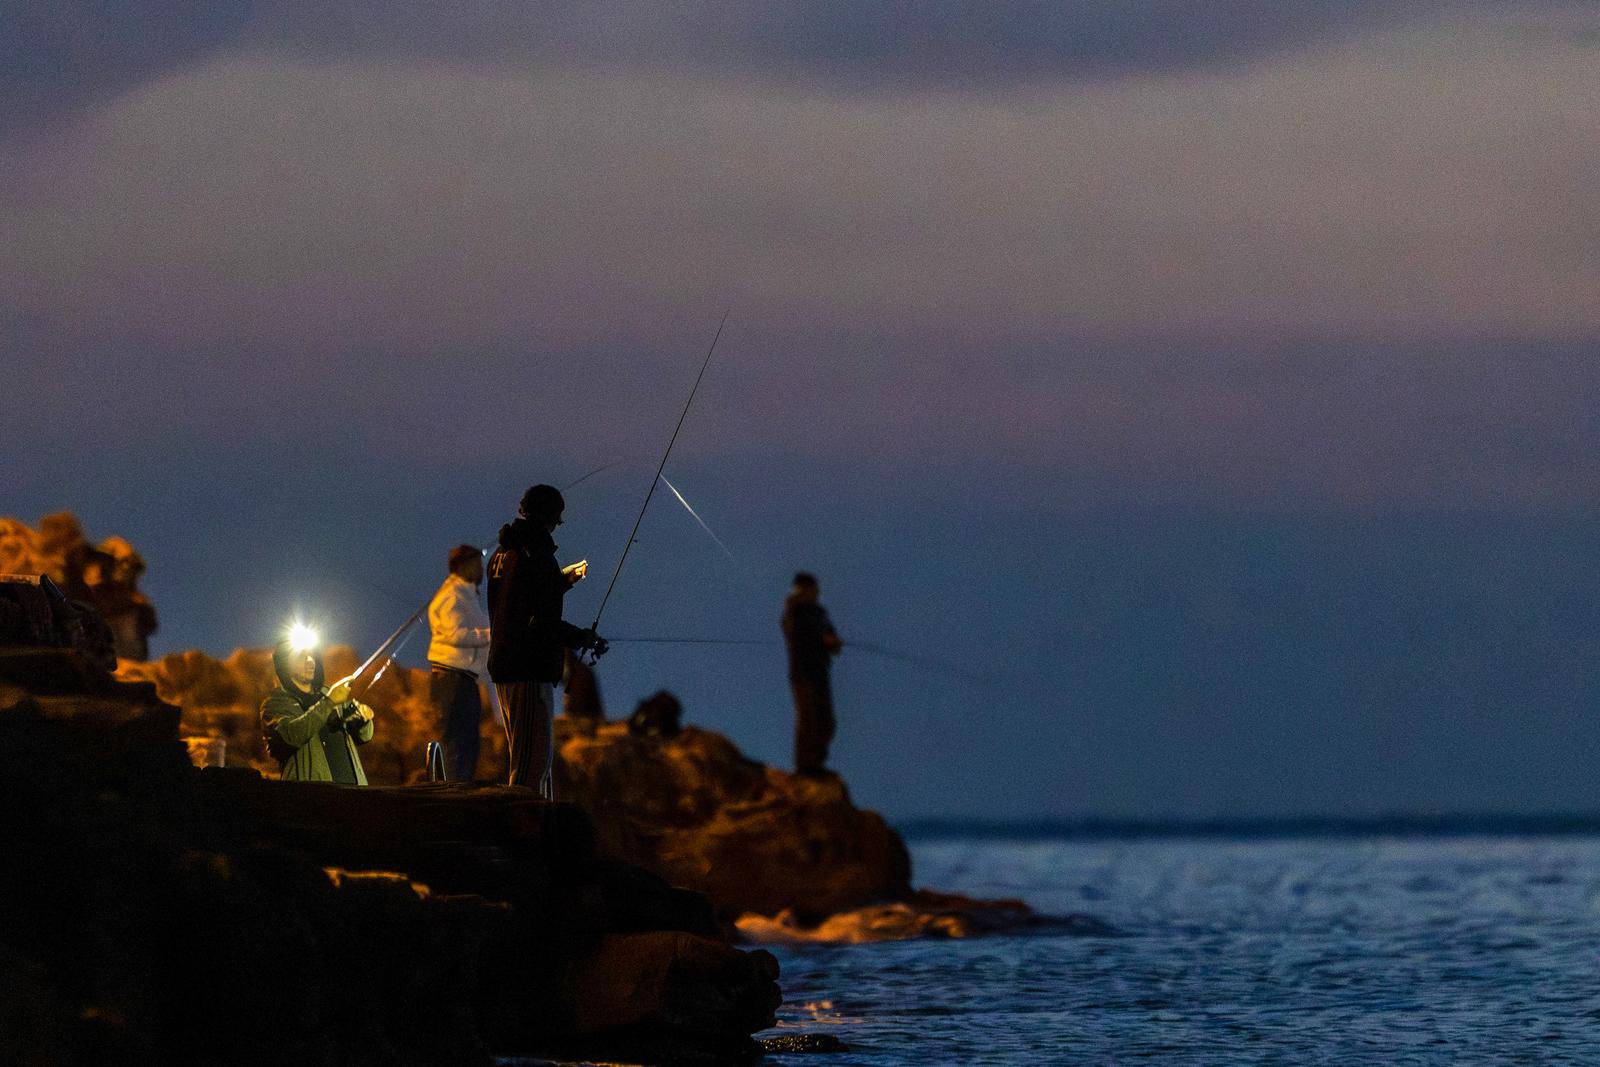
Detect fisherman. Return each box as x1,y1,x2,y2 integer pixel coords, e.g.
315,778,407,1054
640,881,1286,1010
426,544,492,781
487,484,607,795
260,630,375,784
780,572,843,776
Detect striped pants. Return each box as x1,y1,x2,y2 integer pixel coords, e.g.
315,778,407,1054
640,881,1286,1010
495,681,556,798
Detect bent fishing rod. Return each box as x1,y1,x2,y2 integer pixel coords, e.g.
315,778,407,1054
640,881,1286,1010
584,311,730,658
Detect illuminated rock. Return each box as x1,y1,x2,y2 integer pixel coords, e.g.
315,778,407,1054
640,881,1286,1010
555,721,912,923
0,513,156,660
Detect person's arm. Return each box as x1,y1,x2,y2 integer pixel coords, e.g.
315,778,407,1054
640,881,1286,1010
260,691,333,749
821,609,842,655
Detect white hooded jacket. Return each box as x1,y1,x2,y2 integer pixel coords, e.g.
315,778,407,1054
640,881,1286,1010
427,573,492,675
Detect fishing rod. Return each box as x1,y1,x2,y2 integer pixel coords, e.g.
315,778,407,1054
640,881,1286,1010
345,603,428,701
587,311,730,651
563,462,623,493
321,457,623,701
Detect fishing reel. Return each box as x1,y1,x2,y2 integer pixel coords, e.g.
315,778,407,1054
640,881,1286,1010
578,630,610,666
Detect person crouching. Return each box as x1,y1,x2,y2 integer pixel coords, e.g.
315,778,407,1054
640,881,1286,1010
260,641,375,784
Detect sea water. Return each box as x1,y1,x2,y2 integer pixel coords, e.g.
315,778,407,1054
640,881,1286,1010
759,833,1600,1064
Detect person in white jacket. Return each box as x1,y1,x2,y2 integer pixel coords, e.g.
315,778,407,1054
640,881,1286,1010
427,544,492,781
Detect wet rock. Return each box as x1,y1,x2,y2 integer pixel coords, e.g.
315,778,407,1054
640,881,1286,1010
736,890,1116,943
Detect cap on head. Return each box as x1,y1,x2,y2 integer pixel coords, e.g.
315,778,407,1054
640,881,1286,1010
792,571,818,589
519,484,565,524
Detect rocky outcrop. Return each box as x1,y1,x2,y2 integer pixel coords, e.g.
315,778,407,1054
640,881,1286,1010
555,722,910,924
0,512,156,659
0,634,778,1064
553,723,1093,943
736,891,1118,944
116,644,1052,943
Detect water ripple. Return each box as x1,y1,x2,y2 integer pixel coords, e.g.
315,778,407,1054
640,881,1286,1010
760,836,1600,1064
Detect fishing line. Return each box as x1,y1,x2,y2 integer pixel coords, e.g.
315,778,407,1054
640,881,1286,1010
591,311,730,634
605,636,997,685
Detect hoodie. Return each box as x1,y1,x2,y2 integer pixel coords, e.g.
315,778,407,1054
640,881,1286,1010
260,642,373,784
486,518,586,684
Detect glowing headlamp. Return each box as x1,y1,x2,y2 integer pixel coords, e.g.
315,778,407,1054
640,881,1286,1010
287,621,320,654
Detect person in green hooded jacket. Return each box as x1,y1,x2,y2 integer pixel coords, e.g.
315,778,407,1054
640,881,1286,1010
260,638,375,784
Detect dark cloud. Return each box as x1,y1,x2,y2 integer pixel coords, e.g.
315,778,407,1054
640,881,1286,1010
0,2,250,138
4,1,1559,137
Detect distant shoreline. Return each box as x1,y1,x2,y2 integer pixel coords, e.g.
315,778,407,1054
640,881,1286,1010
897,814,1600,841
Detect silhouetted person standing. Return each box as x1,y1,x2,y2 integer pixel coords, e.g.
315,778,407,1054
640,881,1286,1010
781,572,842,775
427,544,491,781
487,485,606,796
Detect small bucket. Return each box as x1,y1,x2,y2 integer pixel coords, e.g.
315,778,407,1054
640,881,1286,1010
184,735,226,768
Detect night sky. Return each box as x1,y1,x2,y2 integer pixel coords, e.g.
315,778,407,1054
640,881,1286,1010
5,3,1598,820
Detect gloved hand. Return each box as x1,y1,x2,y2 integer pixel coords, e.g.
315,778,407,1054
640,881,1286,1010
577,629,609,659
327,676,355,705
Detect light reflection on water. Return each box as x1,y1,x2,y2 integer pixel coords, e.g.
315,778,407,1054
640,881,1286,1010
761,836,1600,1064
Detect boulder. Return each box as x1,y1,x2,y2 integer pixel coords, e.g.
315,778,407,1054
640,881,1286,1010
0,513,156,660
556,722,911,923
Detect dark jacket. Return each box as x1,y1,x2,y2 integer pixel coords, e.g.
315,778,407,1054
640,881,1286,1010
781,595,838,679
487,519,586,684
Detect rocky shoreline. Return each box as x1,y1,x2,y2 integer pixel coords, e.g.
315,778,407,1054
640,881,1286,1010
1,641,778,1064
121,644,1059,944
3,513,1062,1064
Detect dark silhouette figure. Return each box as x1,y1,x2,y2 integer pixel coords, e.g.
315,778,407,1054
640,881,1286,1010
627,690,683,740
427,544,491,781
487,484,607,795
780,572,842,775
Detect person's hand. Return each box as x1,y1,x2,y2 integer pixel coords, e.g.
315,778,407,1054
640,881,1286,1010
824,634,843,654
563,559,588,586
327,676,355,705
577,629,609,659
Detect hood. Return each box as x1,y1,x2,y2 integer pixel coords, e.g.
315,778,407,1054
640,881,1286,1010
499,518,554,554
273,640,326,702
